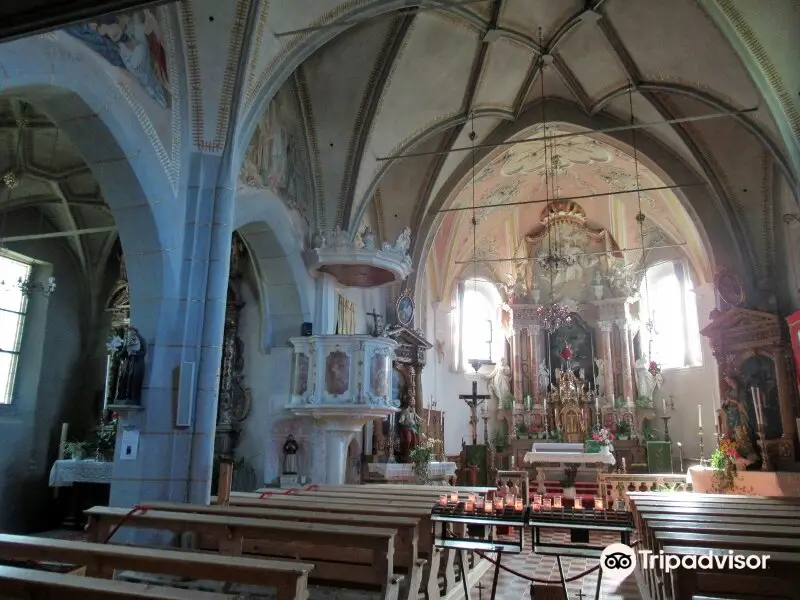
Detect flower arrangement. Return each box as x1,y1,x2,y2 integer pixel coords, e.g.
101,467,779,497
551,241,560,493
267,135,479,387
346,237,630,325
615,419,632,439
409,436,436,483
648,360,661,377
711,435,740,493
592,427,615,445
96,412,119,458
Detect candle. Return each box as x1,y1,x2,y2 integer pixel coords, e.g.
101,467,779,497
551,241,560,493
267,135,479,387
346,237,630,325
543,498,552,510
698,405,702,428
594,498,604,511
662,398,667,413
553,495,562,509
439,494,447,506
506,494,515,507
514,498,523,511
494,498,504,511
58,422,68,460
575,500,584,510
449,491,458,503
465,497,474,512
595,397,599,412
484,501,492,514
627,396,632,408
476,496,485,510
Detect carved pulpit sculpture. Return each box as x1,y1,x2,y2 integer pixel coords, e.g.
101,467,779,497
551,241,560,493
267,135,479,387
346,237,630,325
460,381,491,445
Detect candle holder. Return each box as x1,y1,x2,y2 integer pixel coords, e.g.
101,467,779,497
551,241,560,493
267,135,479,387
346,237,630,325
757,426,772,471
661,416,672,443
698,426,705,465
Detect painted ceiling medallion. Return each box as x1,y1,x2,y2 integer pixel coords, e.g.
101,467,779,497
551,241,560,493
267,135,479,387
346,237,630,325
500,130,612,177
305,227,413,288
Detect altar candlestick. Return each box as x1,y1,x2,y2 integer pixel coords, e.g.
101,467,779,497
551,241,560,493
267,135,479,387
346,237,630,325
595,397,599,412
662,398,667,413
697,405,702,428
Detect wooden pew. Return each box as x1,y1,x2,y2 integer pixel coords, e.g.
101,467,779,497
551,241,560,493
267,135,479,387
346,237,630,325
215,493,454,599
84,506,402,600
0,565,238,600
627,491,800,504
662,545,800,600
284,490,437,507
0,533,311,600
144,502,423,600
286,485,451,498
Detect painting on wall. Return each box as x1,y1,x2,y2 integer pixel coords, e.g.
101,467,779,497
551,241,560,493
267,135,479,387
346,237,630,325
241,88,311,227
370,353,390,397
325,350,350,396
64,8,170,108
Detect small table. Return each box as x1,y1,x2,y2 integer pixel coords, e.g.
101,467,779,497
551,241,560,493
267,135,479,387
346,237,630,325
528,508,633,600
49,460,113,528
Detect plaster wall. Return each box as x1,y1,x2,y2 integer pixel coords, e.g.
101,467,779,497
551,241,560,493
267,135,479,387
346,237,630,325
0,214,106,532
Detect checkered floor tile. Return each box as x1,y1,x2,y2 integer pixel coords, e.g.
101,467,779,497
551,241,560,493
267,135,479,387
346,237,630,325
475,529,639,600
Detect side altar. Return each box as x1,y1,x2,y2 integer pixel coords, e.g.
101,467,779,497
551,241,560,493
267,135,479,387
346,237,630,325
288,334,399,484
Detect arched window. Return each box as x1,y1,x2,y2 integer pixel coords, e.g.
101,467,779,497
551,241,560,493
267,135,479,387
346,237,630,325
0,252,31,404
639,260,702,369
459,279,505,371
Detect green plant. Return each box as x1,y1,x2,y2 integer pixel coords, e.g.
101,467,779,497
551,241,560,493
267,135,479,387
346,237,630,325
711,437,739,493
550,429,564,442
636,395,654,409
502,393,514,411
95,413,119,452
616,420,632,438
63,441,89,459
490,428,508,450
654,482,684,492
409,439,435,483
614,396,626,408
514,422,529,439
643,421,659,441
560,464,578,489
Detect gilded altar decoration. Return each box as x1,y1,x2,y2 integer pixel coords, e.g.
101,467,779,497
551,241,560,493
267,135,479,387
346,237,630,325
325,350,350,395
294,353,310,396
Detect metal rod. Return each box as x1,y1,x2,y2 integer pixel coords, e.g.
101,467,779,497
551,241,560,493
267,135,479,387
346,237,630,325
377,107,759,161
455,242,688,263
0,226,116,242
439,182,705,213
273,0,490,37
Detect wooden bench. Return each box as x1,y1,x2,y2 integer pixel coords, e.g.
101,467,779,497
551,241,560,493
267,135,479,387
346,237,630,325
0,565,238,600
662,545,800,600
215,493,454,599
0,533,311,600
627,491,800,504
291,485,450,498
84,506,402,600
144,502,424,600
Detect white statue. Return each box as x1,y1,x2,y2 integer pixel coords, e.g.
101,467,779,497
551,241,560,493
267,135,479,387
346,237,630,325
362,227,376,250
480,357,511,404
537,361,550,391
595,358,605,392
394,227,411,254
634,358,657,402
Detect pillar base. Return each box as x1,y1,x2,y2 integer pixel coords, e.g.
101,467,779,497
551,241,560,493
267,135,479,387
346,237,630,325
286,405,397,484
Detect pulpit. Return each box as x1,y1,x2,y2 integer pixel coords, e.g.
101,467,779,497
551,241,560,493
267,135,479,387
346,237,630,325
288,335,399,484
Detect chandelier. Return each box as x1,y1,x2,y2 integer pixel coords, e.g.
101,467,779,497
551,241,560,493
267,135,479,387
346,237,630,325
1,275,57,298
536,301,572,332
537,250,576,274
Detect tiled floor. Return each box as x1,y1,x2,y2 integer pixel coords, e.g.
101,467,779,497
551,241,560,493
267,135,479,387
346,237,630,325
475,529,640,600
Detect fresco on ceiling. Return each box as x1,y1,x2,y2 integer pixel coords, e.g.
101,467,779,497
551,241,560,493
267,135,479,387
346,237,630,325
476,180,521,220
500,129,611,177
64,9,170,108
241,88,312,228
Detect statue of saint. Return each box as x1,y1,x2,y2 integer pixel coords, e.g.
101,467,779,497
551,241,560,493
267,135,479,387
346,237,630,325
721,375,756,459
537,361,550,392
398,399,420,456
480,357,511,405
634,358,656,402
114,326,147,405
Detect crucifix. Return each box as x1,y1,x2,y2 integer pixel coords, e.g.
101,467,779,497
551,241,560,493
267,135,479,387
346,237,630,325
366,308,382,337
459,381,491,445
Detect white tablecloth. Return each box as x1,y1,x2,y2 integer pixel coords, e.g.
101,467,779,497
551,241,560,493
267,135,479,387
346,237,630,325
686,466,800,496
524,445,616,467
48,459,113,487
368,461,457,480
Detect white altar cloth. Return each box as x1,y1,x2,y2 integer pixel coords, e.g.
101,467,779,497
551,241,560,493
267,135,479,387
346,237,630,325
49,459,113,487
524,444,616,466
368,461,457,481
687,466,800,496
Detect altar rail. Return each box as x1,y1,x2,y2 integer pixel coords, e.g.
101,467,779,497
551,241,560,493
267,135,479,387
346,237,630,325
599,473,690,510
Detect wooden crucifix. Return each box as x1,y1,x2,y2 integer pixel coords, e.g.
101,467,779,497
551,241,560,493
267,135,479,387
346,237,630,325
459,381,491,445
366,308,382,337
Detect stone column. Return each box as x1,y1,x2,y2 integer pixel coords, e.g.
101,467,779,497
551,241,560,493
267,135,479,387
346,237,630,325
414,364,423,415
530,325,542,401
774,348,797,442
512,329,523,403
598,321,614,401
616,319,634,403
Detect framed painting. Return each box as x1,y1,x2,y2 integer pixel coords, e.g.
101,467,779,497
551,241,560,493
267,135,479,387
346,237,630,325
396,292,414,327
787,310,800,390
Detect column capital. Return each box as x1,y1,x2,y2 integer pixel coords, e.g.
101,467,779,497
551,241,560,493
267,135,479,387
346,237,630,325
528,324,542,334
615,318,630,330
597,320,613,333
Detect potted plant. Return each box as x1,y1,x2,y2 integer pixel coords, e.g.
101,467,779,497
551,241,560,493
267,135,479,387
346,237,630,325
63,441,89,461
490,429,508,452
409,437,435,484
616,420,632,440
711,435,741,493
514,423,529,440
560,464,578,500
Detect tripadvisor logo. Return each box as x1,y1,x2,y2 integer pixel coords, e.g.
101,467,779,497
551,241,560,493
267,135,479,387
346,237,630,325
600,543,770,579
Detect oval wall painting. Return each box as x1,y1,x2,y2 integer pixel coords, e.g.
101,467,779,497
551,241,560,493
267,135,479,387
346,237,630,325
396,293,414,327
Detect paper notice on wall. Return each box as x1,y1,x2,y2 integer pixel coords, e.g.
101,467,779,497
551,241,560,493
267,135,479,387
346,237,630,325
120,429,139,460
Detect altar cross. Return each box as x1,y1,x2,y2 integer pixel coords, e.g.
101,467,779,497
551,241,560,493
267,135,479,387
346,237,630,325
459,381,491,445
366,308,382,336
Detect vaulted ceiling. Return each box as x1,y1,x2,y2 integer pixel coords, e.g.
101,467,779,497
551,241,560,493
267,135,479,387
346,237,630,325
252,0,797,303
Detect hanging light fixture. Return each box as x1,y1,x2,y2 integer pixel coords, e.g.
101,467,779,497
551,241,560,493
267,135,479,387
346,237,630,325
0,104,58,298
533,35,572,333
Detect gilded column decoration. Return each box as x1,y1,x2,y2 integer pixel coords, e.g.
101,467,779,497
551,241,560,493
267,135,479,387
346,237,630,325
616,319,634,402
598,321,614,401
215,233,252,459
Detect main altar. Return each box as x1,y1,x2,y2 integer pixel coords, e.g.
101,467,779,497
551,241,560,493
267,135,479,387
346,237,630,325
499,201,660,470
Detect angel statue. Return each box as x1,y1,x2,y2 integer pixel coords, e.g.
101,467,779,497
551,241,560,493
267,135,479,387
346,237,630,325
479,357,511,405
634,357,657,402
395,228,411,254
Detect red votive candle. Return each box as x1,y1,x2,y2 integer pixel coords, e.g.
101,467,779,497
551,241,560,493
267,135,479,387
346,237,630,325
449,491,458,504
514,498,523,511
594,497,604,511
439,494,447,506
